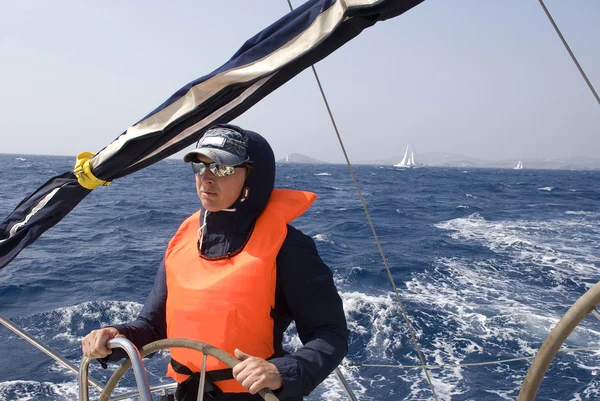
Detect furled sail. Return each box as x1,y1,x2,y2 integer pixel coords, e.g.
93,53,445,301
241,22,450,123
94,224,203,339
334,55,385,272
0,0,424,269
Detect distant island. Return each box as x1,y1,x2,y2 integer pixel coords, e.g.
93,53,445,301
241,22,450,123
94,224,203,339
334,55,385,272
361,152,600,170
276,152,600,170
277,153,326,164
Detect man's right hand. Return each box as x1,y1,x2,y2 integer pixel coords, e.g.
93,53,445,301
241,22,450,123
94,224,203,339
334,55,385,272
81,327,120,359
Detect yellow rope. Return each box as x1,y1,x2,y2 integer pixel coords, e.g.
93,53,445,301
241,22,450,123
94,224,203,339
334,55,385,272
73,152,111,190
344,346,600,370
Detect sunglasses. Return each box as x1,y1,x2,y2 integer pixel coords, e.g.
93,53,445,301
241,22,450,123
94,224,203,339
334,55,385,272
191,161,246,178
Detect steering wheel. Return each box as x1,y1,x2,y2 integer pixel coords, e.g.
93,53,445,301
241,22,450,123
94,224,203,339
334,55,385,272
517,281,600,400
98,338,279,401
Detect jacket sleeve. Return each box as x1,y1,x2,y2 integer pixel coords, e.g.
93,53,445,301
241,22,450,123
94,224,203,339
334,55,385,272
104,259,168,362
270,226,349,399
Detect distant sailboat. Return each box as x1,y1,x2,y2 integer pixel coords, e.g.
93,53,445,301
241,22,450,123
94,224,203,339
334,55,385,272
394,145,421,168
513,159,524,169
285,153,290,162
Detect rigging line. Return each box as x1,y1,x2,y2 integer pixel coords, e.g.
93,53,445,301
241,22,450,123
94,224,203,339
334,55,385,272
345,346,600,370
284,1,439,399
592,308,600,322
0,313,105,392
537,0,600,106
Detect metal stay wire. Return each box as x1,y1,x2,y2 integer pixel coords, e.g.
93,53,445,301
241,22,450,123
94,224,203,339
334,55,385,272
0,313,105,392
538,0,600,106
284,1,439,399
345,346,600,370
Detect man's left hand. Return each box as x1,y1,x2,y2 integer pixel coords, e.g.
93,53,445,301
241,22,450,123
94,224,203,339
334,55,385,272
232,349,283,394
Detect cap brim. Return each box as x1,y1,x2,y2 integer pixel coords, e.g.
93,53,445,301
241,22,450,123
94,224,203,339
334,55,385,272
183,148,247,166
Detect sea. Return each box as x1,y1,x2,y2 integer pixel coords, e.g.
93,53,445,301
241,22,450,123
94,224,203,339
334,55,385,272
0,153,599,401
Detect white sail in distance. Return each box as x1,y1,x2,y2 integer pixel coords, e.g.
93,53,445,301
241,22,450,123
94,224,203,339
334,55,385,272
394,145,420,168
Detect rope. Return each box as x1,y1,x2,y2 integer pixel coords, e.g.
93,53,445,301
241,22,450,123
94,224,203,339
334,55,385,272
345,346,600,370
592,308,600,322
284,1,439,399
537,0,600,105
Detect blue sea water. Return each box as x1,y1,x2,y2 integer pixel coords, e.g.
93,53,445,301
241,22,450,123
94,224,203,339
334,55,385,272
0,153,599,400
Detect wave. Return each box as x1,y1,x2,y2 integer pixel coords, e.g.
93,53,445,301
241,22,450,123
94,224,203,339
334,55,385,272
0,380,78,401
565,211,596,217
313,233,332,243
435,213,600,282
11,301,142,343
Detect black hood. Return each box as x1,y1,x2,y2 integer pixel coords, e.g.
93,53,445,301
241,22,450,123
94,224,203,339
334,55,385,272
198,124,275,258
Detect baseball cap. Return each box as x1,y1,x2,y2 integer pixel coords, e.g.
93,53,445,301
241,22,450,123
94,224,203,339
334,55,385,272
183,125,250,166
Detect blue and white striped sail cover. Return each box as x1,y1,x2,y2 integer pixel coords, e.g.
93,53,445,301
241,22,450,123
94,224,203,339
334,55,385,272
0,0,423,269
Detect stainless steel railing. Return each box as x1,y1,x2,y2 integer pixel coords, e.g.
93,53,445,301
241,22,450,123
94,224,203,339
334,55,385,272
79,337,153,401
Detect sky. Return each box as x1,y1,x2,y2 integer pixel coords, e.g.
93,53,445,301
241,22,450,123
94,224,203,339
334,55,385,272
1,0,599,164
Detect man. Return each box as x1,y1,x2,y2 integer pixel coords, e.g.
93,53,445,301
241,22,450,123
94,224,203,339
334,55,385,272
82,124,349,400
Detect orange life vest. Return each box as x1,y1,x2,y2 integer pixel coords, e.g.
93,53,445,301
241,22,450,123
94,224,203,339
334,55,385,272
165,188,316,393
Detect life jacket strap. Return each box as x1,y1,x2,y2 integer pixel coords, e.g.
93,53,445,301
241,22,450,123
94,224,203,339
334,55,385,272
170,358,234,382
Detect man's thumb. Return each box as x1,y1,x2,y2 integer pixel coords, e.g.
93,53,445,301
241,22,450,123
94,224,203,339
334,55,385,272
234,348,250,361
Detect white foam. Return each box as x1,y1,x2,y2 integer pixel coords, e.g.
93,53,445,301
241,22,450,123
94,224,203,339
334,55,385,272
282,321,303,352
313,233,331,243
16,301,142,343
314,172,332,176
341,291,411,360
339,290,474,401
565,211,596,216
394,217,600,398
314,365,367,401
435,213,600,281
537,186,553,191
334,285,537,399
570,379,600,400
0,379,146,401
0,380,78,401
485,389,519,400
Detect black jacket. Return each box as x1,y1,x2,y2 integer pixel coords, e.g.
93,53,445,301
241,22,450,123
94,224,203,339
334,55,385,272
108,125,349,400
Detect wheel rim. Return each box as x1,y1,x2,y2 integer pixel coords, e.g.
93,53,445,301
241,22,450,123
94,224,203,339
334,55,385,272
517,281,600,400
98,338,279,401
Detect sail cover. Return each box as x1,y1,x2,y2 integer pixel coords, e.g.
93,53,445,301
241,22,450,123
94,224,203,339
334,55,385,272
0,0,424,269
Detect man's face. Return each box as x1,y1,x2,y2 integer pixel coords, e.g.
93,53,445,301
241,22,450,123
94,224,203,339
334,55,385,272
194,155,247,212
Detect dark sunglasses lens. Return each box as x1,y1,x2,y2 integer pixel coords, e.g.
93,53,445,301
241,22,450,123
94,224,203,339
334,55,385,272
192,162,236,177
212,165,235,177
192,162,206,175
